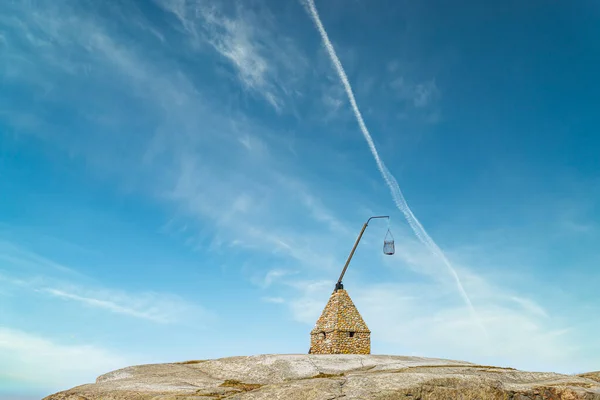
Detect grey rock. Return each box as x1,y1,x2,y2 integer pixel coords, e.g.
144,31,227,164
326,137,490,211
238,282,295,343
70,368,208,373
43,354,600,399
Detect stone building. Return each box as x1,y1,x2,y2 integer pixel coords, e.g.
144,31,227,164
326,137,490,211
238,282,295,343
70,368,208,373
309,289,370,354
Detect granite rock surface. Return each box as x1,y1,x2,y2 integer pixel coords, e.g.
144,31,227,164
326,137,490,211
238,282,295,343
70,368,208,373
44,354,600,400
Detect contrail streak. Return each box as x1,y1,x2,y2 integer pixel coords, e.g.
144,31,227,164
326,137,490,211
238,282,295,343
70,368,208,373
303,0,484,332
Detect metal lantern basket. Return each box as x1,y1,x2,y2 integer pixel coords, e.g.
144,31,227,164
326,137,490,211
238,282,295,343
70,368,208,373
383,228,395,255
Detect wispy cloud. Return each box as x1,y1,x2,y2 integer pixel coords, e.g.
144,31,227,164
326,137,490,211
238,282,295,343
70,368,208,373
0,0,367,288
1,0,598,382
509,296,549,319
162,147,354,277
390,77,440,108
0,240,79,276
201,6,278,109
260,269,296,288
262,296,285,304
0,239,210,325
0,270,209,325
361,288,576,371
0,327,132,394
156,0,308,111
39,287,204,324
285,279,332,325
261,224,594,373
413,80,440,108
282,275,585,373
0,0,352,278
319,78,347,121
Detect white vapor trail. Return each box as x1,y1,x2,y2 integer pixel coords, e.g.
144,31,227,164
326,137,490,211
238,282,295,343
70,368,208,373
303,0,485,332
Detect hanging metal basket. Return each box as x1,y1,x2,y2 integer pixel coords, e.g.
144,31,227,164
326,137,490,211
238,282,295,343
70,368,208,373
383,228,395,255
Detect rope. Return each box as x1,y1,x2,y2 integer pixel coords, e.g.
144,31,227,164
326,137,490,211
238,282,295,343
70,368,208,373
385,228,394,241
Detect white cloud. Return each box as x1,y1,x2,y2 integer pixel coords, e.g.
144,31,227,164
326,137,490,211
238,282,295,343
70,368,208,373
39,287,206,324
237,132,268,155
162,148,354,276
413,80,440,107
0,240,79,276
260,269,296,288
273,175,352,236
390,77,440,108
202,8,273,104
0,239,210,325
284,277,588,373
1,271,210,325
156,0,308,111
387,60,400,73
509,296,549,318
1,0,355,280
286,279,332,324
554,200,597,236
0,327,131,394
273,230,596,374
320,81,346,120
262,296,285,304
2,0,598,380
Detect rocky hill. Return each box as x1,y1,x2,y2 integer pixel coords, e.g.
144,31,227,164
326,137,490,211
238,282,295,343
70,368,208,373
44,354,600,399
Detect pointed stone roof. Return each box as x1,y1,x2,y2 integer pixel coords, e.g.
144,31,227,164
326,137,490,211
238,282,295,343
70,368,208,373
311,289,370,334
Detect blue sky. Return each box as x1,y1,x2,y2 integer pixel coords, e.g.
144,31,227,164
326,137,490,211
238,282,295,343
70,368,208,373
1,0,599,398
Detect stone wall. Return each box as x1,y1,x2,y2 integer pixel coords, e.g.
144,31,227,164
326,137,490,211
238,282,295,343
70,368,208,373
309,289,370,354
310,330,370,354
